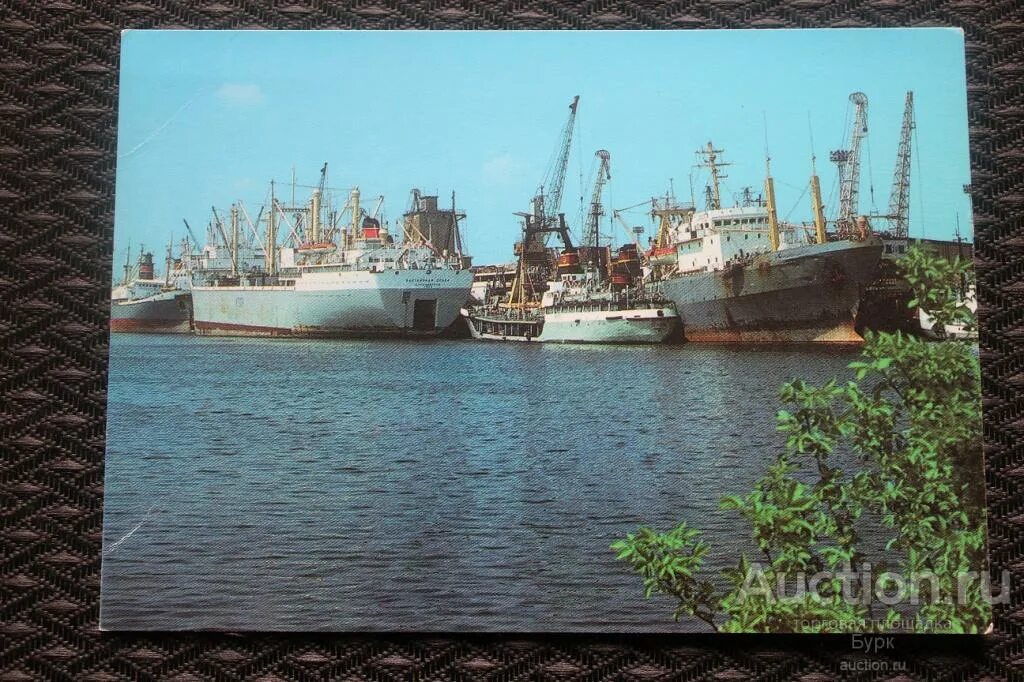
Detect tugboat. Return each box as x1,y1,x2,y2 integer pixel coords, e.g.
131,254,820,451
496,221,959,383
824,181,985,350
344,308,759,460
464,125,681,345
532,242,679,344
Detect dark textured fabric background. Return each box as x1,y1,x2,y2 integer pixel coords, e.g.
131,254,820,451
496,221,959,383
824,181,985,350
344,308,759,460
0,2,1020,680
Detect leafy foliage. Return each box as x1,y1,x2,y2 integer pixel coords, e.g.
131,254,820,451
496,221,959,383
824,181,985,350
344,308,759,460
612,248,987,633
901,245,975,334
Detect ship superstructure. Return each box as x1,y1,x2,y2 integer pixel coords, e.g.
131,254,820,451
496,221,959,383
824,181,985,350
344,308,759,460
190,165,473,337
644,139,882,344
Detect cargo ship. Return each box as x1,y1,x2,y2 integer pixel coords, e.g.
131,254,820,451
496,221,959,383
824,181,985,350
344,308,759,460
643,142,882,344
110,246,192,333
191,171,473,337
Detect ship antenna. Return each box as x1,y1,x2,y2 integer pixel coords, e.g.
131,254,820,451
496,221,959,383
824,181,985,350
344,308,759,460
807,111,817,174
763,110,771,175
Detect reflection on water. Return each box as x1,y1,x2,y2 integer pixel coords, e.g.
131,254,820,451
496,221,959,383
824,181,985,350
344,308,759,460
101,334,857,631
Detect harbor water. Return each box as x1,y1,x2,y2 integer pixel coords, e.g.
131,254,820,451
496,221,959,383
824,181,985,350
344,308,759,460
101,334,859,631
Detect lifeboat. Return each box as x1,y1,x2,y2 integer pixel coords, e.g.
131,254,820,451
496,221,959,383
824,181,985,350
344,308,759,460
296,241,336,255
646,245,676,267
556,249,583,275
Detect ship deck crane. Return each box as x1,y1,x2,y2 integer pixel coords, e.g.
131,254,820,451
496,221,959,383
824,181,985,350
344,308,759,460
886,91,914,239
831,92,869,238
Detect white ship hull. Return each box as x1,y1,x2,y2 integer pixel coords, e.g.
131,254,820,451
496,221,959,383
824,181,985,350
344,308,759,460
192,268,473,337
110,289,192,333
463,305,680,345
539,306,680,344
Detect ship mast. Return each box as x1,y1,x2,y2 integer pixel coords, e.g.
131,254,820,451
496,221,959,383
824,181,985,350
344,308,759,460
309,162,327,245
451,191,464,263
121,240,132,285
809,152,828,245
229,204,240,277
764,156,780,252
165,238,174,286
697,141,729,211
267,181,278,276
350,187,361,247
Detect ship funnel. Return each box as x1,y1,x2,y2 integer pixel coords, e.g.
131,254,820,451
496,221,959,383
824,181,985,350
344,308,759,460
138,251,155,280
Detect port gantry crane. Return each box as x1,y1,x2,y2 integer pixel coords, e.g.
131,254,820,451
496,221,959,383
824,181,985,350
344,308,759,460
886,91,914,240
582,149,611,273
831,92,869,238
508,95,581,307
515,95,580,259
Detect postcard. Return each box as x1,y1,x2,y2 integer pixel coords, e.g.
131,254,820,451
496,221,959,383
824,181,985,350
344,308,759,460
100,28,993,632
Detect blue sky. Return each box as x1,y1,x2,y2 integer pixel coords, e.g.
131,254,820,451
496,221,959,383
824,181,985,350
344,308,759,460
115,28,972,267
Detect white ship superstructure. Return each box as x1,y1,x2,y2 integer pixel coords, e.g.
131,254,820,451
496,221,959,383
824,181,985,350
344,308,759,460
110,245,193,333
646,142,882,344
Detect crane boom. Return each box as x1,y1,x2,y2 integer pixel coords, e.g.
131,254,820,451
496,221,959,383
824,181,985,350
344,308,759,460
831,92,869,236
887,91,914,238
539,95,580,227
584,150,611,249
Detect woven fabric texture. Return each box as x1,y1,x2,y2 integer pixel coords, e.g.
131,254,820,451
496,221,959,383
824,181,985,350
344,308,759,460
1,2,1021,680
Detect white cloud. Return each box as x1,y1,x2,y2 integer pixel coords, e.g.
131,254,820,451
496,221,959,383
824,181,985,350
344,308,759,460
215,83,265,106
482,153,524,186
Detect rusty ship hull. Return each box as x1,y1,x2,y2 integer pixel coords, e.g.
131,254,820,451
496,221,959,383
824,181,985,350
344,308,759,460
657,237,883,344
